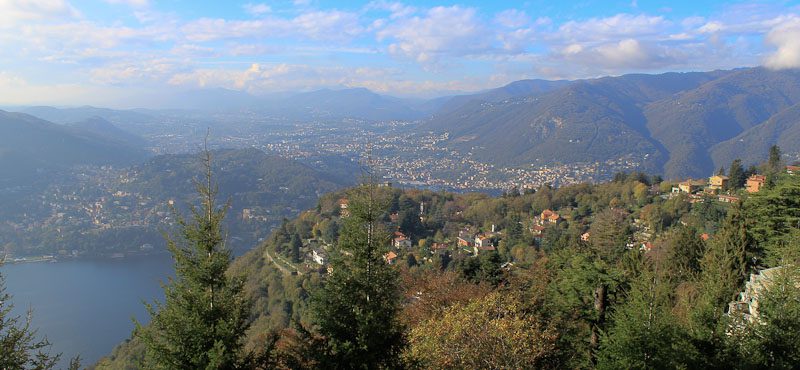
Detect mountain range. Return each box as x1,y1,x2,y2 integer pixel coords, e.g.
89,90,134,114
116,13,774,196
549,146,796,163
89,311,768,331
424,67,800,179
9,67,800,180
0,110,148,187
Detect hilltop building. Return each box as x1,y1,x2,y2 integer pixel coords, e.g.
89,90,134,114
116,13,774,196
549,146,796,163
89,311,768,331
676,179,707,194
708,175,729,190
746,175,767,193
539,209,561,225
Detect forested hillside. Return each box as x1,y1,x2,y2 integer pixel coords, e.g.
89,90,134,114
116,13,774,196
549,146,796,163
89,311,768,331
424,68,800,179
95,150,800,368
0,111,148,187
0,148,351,257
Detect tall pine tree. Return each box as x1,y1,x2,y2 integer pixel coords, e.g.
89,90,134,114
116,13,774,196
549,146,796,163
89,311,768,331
135,148,253,369
685,205,749,367
727,159,745,190
598,264,693,369
309,182,405,368
768,145,783,174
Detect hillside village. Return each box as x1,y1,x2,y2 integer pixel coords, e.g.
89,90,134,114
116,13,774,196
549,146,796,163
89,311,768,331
94,146,800,369
268,159,799,281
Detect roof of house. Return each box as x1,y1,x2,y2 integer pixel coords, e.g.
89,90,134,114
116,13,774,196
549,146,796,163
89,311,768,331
541,209,558,219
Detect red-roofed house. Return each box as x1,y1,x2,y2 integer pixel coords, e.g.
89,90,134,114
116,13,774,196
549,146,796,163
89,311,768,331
393,232,412,248
384,251,398,264
539,209,561,225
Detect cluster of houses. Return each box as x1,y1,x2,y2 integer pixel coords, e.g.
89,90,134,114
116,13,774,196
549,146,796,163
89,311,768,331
456,226,499,256
324,165,800,268
672,174,755,203
530,209,562,240
673,165,798,202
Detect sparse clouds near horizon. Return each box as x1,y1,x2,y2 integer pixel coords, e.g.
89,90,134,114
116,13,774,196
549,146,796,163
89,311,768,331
1,0,800,107
764,16,800,70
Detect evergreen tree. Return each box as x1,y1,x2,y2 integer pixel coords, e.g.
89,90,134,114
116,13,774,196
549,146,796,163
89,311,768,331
598,265,693,369
768,144,784,174
685,206,749,367
735,267,800,369
505,213,523,248
545,244,625,368
663,226,705,281
0,270,60,370
309,183,405,368
727,159,745,190
135,149,253,369
744,174,800,261
398,209,422,238
290,234,302,263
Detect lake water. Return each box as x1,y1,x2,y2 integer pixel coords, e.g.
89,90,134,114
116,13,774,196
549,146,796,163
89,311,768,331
2,254,175,368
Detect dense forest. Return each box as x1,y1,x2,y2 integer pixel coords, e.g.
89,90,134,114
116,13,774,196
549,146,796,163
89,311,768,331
4,147,798,369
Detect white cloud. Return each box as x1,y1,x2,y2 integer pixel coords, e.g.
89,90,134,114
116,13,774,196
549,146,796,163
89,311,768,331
558,14,669,42
698,21,724,34
377,6,493,63
243,3,271,16
0,0,79,25
494,9,529,29
764,16,800,69
559,38,675,71
104,0,148,8
181,10,363,42
90,59,182,85
365,1,416,19
164,62,487,96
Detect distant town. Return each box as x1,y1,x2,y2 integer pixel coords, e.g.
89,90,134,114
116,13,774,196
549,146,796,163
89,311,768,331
140,116,646,192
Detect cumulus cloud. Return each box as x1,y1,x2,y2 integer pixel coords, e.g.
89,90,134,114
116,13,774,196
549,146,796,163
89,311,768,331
764,17,800,69
559,38,676,71
377,6,493,63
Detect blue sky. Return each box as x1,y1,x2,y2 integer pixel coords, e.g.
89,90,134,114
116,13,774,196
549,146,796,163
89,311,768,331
2,0,800,107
